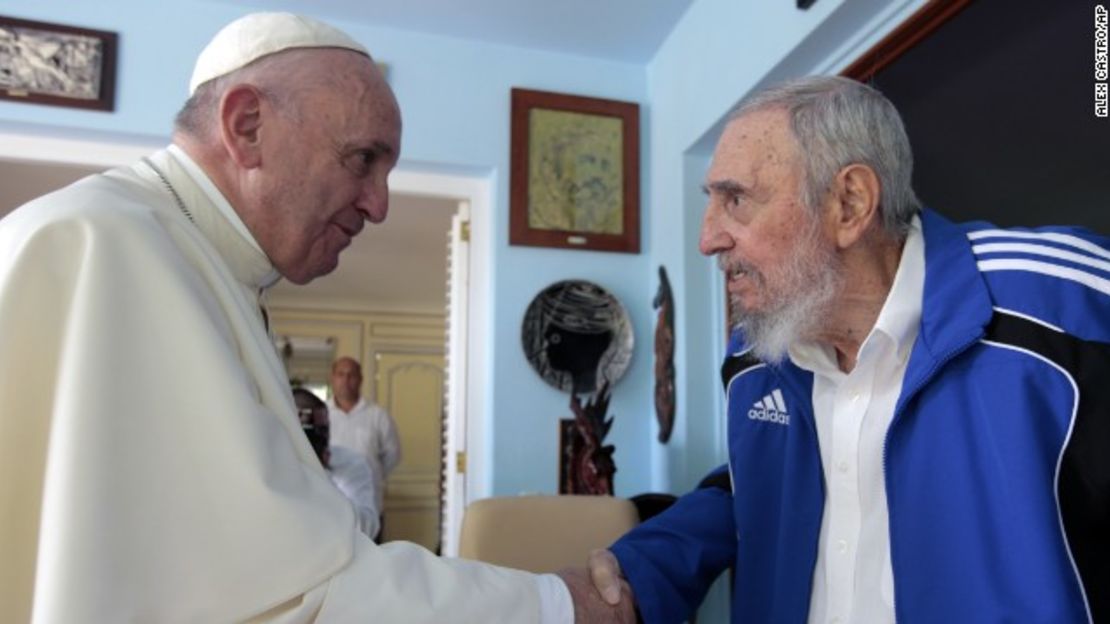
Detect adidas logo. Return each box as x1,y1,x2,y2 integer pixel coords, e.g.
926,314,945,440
748,389,790,426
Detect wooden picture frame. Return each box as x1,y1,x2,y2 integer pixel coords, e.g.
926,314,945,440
510,88,640,253
0,15,118,111
840,0,973,82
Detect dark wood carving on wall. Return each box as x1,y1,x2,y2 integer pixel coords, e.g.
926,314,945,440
560,381,616,495
653,266,676,443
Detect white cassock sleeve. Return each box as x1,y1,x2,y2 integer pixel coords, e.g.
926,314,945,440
0,176,548,622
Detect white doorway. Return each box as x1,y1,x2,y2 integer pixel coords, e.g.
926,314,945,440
389,169,491,557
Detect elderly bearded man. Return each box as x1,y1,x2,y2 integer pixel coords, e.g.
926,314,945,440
0,12,629,623
579,76,1109,623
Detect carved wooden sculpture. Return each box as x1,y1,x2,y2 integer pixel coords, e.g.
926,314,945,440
653,266,676,443
567,381,616,495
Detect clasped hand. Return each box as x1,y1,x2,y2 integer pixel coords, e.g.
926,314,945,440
556,549,636,623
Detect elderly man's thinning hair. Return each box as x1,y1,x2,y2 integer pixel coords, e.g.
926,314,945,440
732,76,921,238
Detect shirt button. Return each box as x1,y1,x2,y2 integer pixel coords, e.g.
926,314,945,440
850,393,861,402
836,539,848,553
837,460,849,473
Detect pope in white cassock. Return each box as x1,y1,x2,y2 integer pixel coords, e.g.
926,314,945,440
0,12,626,623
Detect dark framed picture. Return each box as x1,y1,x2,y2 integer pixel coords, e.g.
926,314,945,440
510,88,640,253
0,15,118,111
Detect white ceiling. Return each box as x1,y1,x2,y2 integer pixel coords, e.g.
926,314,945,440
204,0,696,63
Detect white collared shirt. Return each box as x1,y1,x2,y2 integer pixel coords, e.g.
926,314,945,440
327,397,402,511
790,216,925,624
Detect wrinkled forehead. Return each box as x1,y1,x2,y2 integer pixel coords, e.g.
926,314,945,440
319,52,398,112
708,108,800,182
281,49,386,106
722,108,796,156
313,65,402,157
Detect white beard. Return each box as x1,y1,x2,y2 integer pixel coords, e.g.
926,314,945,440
722,217,841,363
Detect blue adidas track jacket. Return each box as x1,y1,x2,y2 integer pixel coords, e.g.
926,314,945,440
611,210,1110,623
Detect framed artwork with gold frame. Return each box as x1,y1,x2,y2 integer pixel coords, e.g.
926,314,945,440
510,88,640,253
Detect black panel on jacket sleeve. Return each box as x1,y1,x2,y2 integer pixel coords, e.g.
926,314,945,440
985,311,1110,623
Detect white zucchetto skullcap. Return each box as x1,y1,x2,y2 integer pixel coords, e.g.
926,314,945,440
189,12,368,95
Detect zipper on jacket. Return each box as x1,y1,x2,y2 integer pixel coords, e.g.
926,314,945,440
881,332,982,624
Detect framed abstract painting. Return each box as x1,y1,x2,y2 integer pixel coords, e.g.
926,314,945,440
510,88,640,253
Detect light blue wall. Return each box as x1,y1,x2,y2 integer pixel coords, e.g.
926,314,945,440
0,0,929,505
0,0,653,497
3,0,934,619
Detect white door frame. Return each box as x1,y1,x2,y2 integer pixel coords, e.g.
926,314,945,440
0,129,493,555
390,168,491,556
442,203,470,556
0,127,162,168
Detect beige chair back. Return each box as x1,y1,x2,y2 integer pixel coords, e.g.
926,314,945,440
457,495,639,573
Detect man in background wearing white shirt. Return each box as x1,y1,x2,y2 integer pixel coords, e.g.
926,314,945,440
328,356,401,542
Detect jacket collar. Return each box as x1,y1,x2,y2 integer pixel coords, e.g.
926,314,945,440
721,210,994,404
897,209,994,409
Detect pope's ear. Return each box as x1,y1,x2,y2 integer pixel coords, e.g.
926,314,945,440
219,84,265,169
829,163,881,249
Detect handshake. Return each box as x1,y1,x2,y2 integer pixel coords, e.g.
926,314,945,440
557,549,638,623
